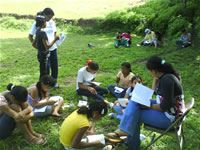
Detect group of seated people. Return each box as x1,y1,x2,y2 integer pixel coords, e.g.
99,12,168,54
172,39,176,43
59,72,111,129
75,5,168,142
115,28,192,49
114,32,132,48
0,56,186,150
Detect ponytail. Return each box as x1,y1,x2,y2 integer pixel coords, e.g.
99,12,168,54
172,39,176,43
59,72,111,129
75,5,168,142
7,83,28,103
146,56,180,80
87,60,99,71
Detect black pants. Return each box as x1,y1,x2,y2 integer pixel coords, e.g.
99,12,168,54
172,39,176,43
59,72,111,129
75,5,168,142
47,49,58,80
37,53,48,79
77,86,108,102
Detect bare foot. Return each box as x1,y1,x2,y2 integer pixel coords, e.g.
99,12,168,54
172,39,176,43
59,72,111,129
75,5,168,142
27,136,46,145
32,131,45,139
52,112,61,117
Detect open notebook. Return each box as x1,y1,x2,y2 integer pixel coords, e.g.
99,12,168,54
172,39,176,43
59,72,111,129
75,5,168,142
130,83,154,107
56,32,66,46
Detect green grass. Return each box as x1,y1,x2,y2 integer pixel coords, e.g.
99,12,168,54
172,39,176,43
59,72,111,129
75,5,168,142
0,0,145,19
0,27,200,150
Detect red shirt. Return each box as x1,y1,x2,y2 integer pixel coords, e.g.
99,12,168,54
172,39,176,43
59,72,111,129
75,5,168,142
121,32,131,40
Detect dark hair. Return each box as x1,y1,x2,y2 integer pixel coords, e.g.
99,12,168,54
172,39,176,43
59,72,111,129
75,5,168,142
146,56,180,80
131,75,142,83
43,8,54,16
77,102,108,118
121,62,132,72
7,83,28,103
35,16,46,28
36,11,44,16
88,61,99,71
36,75,56,99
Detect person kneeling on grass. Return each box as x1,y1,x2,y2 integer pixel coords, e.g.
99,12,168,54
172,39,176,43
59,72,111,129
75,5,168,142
0,84,46,144
28,75,64,117
59,102,110,149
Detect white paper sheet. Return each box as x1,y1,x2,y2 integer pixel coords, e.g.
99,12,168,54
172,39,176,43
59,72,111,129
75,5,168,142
130,83,154,107
117,98,128,107
91,81,101,86
86,134,105,144
56,32,66,46
77,100,88,107
34,106,47,113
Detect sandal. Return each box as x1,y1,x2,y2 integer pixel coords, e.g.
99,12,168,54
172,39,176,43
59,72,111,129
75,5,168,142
105,136,123,144
106,129,127,139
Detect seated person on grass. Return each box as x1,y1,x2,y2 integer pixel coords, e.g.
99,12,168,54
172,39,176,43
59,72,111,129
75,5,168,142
76,60,110,105
138,28,157,48
114,32,131,48
108,62,134,98
28,75,64,117
0,84,46,144
59,102,110,150
110,76,142,120
176,29,191,49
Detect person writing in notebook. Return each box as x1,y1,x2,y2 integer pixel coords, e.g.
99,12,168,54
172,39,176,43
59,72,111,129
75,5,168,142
76,60,109,103
59,102,109,149
108,56,185,150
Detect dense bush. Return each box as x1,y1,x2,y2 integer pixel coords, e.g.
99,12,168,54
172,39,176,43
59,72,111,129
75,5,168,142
100,0,200,46
167,16,191,37
0,16,32,31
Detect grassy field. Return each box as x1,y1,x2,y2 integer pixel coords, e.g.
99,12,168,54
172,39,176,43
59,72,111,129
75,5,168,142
0,0,145,19
0,22,200,150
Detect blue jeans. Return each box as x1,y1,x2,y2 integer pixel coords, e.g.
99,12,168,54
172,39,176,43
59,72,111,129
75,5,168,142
47,49,58,80
108,85,126,98
120,100,171,150
112,105,125,120
0,114,16,139
77,86,108,102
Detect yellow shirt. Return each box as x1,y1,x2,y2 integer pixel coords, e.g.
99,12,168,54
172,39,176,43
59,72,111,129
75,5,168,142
59,110,90,147
144,31,156,42
117,71,134,88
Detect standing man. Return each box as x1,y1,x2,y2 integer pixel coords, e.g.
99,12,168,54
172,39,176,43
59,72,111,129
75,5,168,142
28,8,59,88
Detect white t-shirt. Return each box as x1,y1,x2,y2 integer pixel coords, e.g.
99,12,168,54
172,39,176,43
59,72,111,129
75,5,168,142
76,66,96,90
29,19,57,51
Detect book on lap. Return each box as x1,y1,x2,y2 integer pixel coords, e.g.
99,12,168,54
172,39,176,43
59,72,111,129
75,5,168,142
130,83,154,107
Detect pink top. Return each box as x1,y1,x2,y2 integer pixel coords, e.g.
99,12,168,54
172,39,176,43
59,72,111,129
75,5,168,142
121,32,131,40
